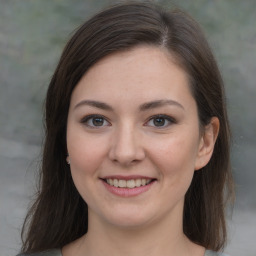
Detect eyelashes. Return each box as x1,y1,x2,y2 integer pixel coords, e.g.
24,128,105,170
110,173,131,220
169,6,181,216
80,114,176,129
145,114,176,128
80,114,111,128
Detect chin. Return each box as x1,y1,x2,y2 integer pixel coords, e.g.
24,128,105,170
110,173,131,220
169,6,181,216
96,206,157,230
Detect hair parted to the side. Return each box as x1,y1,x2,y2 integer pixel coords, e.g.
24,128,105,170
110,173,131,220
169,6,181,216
21,1,234,253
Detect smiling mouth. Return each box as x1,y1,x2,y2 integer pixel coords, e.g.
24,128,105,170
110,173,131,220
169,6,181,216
103,178,155,189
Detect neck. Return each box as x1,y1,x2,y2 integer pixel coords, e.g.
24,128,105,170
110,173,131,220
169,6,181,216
64,205,204,256
87,216,183,256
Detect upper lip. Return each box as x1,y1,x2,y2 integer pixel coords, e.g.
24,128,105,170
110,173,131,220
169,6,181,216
100,175,156,180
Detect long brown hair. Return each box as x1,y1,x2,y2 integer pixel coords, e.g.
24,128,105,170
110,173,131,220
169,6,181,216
21,1,234,253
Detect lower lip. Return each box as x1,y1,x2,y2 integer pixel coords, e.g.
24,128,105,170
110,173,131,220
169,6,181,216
102,180,155,197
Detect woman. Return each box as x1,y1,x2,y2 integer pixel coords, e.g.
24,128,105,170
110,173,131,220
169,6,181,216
19,2,234,256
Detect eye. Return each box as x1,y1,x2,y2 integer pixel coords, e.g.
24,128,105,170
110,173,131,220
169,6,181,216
145,115,176,128
81,115,110,128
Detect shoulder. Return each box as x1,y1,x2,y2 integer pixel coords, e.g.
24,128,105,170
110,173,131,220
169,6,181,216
205,250,230,256
17,249,62,256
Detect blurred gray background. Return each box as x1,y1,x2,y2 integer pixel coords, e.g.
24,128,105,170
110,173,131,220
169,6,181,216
0,0,255,255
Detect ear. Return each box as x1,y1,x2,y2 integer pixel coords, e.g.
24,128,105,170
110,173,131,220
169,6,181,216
195,117,219,171
66,155,71,165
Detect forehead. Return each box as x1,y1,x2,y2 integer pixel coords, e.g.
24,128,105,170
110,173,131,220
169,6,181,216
70,46,195,110
86,46,184,81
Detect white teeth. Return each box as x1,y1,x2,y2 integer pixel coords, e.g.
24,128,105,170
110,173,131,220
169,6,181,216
127,180,135,188
119,180,126,188
135,179,142,187
105,178,152,188
113,179,118,187
107,179,113,186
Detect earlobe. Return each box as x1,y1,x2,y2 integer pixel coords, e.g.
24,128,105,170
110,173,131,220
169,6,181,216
195,117,219,170
66,155,71,165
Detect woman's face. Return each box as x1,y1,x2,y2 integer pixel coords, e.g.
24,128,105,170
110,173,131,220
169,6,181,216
66,46,214,229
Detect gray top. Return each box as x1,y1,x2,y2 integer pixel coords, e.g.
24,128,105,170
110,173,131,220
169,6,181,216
205,250,229,256
18,249,229,256
17,250,61,256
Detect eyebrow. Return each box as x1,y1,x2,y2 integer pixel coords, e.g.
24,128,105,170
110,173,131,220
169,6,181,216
74,100,113,111
139,99,184,111
74,99,184,111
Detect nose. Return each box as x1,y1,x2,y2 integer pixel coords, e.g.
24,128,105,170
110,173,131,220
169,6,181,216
108,124,145,166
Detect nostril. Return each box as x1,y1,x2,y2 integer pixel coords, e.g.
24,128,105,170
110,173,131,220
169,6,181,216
108,132,146,165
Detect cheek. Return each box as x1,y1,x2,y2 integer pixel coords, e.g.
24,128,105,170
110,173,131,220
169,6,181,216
149,133,199,177
67,133,106,203
67,126,108,178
